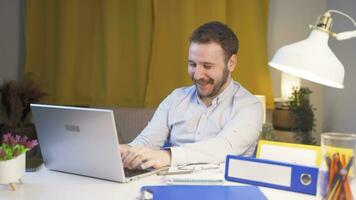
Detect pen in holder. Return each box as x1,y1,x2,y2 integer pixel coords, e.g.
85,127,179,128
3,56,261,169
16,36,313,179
317,132,356,200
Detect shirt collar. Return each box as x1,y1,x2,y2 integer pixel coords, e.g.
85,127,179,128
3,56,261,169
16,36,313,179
195,79,237,107
211,79,235,106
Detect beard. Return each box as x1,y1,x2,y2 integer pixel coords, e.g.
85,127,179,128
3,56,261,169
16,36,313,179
192,66,230,99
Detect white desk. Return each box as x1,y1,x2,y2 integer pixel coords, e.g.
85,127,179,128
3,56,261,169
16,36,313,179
0,165,315,200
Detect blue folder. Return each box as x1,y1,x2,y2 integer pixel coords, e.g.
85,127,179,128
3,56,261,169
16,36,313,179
140,185,268,200
225,155,319,195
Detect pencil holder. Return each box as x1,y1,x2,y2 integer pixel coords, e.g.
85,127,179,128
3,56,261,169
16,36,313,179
317,132,356,200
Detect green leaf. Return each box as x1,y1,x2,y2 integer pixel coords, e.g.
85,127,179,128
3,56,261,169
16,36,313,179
0,143,28,161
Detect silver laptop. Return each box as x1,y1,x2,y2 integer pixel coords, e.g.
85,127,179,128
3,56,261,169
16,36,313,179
30,104,163,183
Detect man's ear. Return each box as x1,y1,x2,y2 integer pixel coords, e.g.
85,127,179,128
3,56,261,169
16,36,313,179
227,54,237,72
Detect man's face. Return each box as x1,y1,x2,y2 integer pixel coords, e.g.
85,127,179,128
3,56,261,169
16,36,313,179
188,42,235,100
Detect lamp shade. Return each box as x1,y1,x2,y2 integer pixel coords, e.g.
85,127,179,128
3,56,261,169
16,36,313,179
269,29,345,88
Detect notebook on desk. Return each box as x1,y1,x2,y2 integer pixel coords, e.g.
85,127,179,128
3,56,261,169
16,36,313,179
30,104,164,183
162,163,225,185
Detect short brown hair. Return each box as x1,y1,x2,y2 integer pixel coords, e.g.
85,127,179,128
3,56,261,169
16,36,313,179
190,21,239,62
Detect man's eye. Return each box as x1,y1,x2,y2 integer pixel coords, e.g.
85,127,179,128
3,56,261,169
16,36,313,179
189,63,196,67
204,65,212,69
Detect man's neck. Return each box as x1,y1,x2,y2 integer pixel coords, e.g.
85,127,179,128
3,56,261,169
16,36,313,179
201,98,213,107
200,79,232,107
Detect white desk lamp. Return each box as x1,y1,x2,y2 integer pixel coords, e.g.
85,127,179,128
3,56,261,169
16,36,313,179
269,10,356,88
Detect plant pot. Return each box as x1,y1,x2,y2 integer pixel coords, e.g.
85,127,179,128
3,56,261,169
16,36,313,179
0,153,25,190
272,108,294,130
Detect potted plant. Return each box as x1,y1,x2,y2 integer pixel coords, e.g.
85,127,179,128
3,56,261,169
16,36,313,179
0,74,47,140
288,87,316,145
0,132,38,190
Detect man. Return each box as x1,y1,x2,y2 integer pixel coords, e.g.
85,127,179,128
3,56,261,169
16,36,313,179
120,21,263,170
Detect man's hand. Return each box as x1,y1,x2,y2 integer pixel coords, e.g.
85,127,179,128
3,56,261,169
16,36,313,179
121,146,171,170
119,144,131,157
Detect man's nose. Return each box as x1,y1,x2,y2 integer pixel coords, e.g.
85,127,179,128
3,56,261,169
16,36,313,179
194,65,205,80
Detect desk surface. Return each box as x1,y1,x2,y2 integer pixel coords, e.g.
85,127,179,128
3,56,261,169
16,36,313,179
0,165,316,200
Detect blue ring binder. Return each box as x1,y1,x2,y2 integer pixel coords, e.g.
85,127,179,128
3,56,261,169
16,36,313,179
225,155,319,195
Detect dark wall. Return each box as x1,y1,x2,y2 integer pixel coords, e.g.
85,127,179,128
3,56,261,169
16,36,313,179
0,0,24,82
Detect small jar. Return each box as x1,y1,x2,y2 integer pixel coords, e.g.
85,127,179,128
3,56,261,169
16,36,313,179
317,132,356,200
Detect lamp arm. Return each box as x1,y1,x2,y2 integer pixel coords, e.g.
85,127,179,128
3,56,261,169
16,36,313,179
326,10,356,40
335,30,356,40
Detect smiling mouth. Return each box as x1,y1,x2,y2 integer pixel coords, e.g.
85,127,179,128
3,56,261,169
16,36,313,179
197,82,209,87
196,82,211,91
195,78,213,85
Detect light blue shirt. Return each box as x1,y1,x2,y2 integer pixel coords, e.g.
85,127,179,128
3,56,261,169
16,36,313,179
130,80,263,166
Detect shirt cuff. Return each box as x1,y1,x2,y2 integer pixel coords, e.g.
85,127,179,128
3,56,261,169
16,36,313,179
127,140,140,147
169,146,187,166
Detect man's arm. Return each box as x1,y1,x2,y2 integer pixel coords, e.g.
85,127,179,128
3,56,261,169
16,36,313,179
120,91,176,169
127,92,173,150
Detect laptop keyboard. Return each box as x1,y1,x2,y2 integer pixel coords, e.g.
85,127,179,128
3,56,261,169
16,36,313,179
124,168,150,178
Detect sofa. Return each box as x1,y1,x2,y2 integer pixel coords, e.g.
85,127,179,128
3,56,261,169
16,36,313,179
110,107,155,144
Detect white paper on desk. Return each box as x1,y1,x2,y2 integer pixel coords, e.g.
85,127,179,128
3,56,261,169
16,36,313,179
163,166,224,185
259,145,318,167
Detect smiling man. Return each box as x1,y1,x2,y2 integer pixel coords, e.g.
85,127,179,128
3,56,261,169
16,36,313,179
120,21,263,170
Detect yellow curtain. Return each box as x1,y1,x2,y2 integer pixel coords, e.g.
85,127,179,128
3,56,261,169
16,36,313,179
25,0,274,108
25,0,153,106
